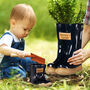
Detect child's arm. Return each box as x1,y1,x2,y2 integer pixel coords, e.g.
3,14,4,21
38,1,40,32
67,49,90,65
0,44,30,58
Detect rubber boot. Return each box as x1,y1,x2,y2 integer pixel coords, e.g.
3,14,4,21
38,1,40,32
47,24,83,68
29,64,50,84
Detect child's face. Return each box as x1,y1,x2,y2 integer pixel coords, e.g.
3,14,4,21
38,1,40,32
11,19,33,39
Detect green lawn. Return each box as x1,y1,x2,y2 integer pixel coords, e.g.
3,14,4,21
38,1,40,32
0,39,90,90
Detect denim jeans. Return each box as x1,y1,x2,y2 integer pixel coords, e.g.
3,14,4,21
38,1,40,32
0,57,37,79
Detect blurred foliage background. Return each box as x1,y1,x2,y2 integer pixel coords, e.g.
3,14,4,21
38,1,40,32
0,0,88,41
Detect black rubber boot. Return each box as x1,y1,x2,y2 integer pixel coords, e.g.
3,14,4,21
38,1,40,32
48,24,83,68
29,64,50,84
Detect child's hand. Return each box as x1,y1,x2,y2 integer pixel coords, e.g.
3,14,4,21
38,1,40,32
17,51,31,58
11,51,31,59
67,49,88,65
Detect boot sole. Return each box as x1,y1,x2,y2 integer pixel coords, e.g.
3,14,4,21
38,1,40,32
46,65,82,75
46,66,56,75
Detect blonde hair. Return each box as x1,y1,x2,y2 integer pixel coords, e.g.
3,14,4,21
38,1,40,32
10,4,36,27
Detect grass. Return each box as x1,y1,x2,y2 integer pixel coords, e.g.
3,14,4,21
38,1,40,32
0,38,89,90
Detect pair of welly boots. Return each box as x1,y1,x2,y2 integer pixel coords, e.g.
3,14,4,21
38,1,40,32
29,64,50,84
47,24,83,75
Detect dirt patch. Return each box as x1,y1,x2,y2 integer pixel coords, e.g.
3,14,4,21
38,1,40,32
46,74,84,85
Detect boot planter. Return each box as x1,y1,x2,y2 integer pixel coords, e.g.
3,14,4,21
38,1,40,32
29,64,50,84
47,24,83,74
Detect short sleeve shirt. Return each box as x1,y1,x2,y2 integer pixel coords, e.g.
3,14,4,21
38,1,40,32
0,31,21,63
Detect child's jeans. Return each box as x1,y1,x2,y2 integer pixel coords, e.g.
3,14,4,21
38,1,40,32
0,57,37,79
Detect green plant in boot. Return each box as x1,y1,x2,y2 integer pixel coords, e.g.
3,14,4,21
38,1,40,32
48,0,85,24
